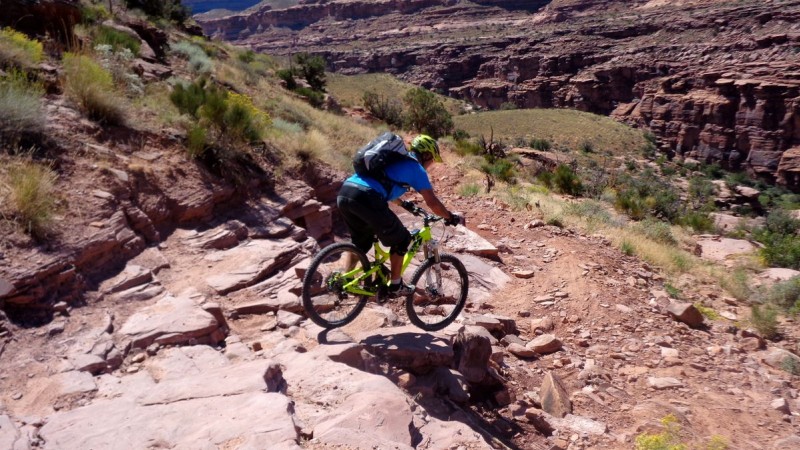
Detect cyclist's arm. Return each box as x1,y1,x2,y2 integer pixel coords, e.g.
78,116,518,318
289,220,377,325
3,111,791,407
419,189,454,221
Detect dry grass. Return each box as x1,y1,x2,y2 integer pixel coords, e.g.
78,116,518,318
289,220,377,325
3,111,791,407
0,70,45,145
1,158,58,239
453,108,648,156
62,52,127,125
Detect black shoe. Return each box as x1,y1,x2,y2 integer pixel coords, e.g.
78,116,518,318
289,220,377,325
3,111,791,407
386,282,415,298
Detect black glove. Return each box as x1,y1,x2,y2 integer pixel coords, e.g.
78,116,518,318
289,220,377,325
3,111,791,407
445,212,464,227
400,200,415,211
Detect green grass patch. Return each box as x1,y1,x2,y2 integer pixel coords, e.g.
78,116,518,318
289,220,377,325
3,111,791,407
93,25,141,56
454,108,647,157
750,304,778,339
458,183,481,197
695,304,720,320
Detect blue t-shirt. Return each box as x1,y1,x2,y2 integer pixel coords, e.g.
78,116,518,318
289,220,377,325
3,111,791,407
345,157,433,201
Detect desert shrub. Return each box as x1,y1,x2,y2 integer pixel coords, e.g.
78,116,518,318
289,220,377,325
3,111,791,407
8,160,57,239
276,68,297,90
272,118,303,134
620,240,635,256
0,28,43,69
80,3,110,23
552,164,583,196
453,139,483,157
635,415,685,450
124,0,189,23
678,211,715,233
239,50,256,63
362,91,403,127
0,70,44,146
480,158,515,183
613,171,680,222
170,41,213,74
578,140,594,154
701,163,724,179
547,216,564,228
293,53,327,91
62,53,126,125
530,137,551,151
664,283,681,299
565,199,611,226
95,45,144,96
762,277,800,311
93,26,140,56
499,102,517,110
754,210,800,269
403,87,453,138
452,128,470,140
634,217,676,245
720,268,753,302
750,304,779,339
170,79,270,153
186,125,208,158
294,86,324,108
458,183,480,197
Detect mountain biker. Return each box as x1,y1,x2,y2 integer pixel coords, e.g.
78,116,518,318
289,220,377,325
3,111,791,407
336,134,464,297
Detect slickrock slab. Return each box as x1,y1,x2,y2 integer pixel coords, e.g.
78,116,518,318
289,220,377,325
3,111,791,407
276,348,490,450
39,393,299,450
100,265,153,294
760,268,800,282
647,377,684,389
359,326,454,373
0,415,22,450
444,225,499,258
205,240,302,294
694,236,756,262
118,293,221,349
458,254,512,303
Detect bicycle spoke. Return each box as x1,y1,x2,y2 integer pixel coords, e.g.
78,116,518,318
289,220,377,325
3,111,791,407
407,255,468,331
302,243,370,328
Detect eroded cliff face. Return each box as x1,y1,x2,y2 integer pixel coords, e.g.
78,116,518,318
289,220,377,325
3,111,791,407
196,0,800,187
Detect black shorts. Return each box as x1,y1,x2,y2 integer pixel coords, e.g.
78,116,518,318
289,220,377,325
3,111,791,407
336,182,411,256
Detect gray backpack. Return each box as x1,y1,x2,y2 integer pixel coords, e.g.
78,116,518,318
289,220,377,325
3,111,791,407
352,132,415,194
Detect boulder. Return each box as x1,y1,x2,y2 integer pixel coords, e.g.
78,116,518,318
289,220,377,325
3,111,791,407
453,326,492,383
540,371,572,418
359,326,454,374
526,334,562,354
666,302,704,328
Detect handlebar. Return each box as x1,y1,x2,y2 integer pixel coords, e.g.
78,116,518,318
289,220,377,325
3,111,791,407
399,201,446,227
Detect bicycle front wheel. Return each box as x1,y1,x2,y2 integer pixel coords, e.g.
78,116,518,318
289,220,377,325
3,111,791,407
302,243,370,329
406,253,469,331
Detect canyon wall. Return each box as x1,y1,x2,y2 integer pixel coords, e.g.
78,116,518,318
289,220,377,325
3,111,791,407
197,0,800,187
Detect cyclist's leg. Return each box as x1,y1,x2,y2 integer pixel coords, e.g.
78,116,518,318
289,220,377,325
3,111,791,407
337,185,377,270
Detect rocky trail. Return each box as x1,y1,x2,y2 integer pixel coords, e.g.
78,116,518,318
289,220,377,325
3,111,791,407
2,141,800,449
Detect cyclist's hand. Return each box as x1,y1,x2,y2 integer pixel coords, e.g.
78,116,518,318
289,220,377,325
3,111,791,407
446,212,464,227
400,200,415,211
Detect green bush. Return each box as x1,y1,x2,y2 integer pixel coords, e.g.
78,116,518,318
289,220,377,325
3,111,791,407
458,183,480,197
754,210,800,269
9,160,57,239
94,26,140,56
634,218,676,245
80,3,110,23
762,277,800,311
679,211,715,233
0,27,43,68
452,128,470,140
403,87,453,139
621,240,635,256
530,138,551,151
62,53,126,125
0,69,44,145
276,68,297,90
552,164,583,196
124,0,189,23
293,53,327,92
362,91,403,127
295,86,324,108
453,139,483,156
578,140,594,154
499,101,517,110
750,304,779,339
480,158,515,183
613,171,680,222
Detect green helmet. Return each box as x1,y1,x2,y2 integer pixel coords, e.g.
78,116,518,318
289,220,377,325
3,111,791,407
411,134,442,162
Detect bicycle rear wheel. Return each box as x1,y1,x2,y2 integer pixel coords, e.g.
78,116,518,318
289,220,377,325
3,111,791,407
302,243,370,329
406,253,469,331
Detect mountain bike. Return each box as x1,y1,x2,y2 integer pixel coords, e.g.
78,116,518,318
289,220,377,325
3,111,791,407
301,202,469,331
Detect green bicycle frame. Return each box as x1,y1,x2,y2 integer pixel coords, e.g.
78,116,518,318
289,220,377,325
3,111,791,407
341,226,434,297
